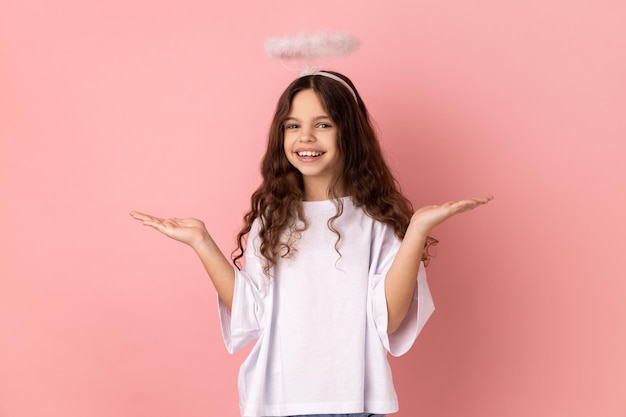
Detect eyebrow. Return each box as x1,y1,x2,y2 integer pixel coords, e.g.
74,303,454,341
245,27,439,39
283,115,332,122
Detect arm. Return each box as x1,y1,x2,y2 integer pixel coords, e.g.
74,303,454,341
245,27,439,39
384,195,493,334
129,211,235,310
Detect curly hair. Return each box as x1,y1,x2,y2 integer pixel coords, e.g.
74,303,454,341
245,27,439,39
232,71,437,274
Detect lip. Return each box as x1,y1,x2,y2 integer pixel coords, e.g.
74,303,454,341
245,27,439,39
294,147,324,153
293,148,326,162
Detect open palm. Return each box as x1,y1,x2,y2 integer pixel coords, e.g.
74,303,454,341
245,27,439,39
411,195,494,234
129,211,209,248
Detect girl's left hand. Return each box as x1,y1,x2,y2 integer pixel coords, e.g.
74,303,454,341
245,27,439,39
410,195,494,234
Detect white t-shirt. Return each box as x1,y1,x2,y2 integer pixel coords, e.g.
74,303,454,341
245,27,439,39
219,197,435,417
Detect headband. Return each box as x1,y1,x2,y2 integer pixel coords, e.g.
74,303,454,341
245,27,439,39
301,68,358,101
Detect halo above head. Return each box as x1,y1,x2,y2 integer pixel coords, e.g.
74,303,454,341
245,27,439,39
264,31,360,63
264,31,361,101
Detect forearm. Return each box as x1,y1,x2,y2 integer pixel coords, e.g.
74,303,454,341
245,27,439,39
384,223,427,334
384,195,494,333
191,235,236,311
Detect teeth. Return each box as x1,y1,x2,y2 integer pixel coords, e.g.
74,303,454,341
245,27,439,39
297,151,322,157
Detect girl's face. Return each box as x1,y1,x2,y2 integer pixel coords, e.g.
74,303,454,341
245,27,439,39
283,89,340,199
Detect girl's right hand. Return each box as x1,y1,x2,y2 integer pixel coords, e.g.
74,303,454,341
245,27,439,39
130,210,236,308
129,211,210,249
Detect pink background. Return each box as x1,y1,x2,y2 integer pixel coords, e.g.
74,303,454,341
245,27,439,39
1,0,625,416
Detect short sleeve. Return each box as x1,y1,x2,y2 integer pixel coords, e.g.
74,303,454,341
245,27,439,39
218,221,268,354
369,226,435,357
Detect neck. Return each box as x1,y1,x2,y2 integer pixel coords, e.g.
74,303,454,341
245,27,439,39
302,178,345,201
303,182,328,201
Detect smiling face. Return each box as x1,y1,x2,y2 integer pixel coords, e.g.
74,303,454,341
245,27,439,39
283,88,341,200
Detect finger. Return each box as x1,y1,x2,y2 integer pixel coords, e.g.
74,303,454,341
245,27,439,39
472,195,494,203
470,195,493,207
452,196,493,213
129,210,147,220
140,219,173,234
129,211,163,223
130,213,171,232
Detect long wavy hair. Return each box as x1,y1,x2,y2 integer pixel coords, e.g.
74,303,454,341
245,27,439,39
232,71,437,274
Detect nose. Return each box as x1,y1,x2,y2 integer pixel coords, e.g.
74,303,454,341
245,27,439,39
299,126,315,142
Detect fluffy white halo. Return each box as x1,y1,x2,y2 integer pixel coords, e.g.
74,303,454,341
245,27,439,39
264,32,360,61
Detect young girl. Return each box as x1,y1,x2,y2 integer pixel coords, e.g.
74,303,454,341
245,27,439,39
130,71,492,417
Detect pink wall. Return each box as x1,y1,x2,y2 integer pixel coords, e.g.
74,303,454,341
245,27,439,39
1,0,624,416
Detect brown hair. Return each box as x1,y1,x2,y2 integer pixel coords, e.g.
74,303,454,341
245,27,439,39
232,71,437,273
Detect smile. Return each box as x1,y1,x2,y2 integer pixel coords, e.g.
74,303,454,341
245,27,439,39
296,151,324,158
